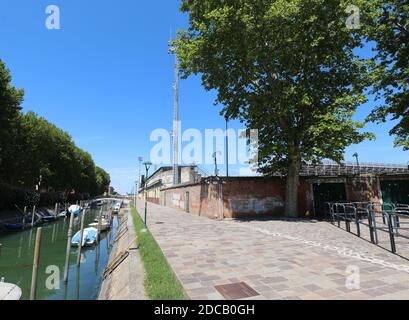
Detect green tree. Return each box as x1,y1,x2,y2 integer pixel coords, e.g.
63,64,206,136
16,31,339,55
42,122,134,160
176,0,373,216
365,1,409,149
0,60,24,182
95,166,111,195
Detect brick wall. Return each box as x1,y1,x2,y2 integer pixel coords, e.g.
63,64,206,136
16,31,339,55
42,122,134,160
159,177,312,219
149,174,409,219
345,175,381,203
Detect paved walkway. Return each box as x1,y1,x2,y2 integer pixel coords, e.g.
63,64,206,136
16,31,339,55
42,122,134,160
137,202,409,300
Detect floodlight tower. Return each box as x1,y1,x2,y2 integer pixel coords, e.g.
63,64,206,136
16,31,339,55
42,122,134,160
168,39,180,185
138,156,143,194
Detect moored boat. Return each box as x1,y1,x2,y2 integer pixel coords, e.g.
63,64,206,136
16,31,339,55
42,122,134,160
57,211,67,218
42,215,57,222
89,218,110,232
0,282,22,300
3,223,24,231
71,227,98,247
68,205,82,216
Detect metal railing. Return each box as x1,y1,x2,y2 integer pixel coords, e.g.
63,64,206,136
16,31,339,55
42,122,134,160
327,201,409,255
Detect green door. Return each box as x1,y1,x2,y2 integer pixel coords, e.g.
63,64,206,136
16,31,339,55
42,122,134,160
313,183,347,216
381,180,409,205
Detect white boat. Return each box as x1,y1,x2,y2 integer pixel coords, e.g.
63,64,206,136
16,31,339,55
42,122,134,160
71,227,98,247
57,211,67,218
68,205,82,216
89,218,110,232
0,282,22,300
112,203,121,214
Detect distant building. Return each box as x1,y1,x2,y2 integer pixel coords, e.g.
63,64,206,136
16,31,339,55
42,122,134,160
140,166,201,204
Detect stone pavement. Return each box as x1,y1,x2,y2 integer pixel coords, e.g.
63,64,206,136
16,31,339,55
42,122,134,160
136,202,409,300
99,202,145,300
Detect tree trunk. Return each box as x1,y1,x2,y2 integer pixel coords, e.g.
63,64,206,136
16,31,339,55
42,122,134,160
285,157,301,218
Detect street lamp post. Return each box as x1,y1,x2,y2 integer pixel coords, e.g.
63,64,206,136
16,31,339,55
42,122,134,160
143,161,152,230
353,152,360,175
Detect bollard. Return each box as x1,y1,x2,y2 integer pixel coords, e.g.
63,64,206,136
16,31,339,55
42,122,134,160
368,211,375,244
76,209,86,266
355,211,361,237
31,205,36,228
387,213,397,254
63,211,75,283
30,227,42,300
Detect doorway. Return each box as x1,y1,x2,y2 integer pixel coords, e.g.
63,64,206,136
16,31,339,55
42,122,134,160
381,180,409,204
313,183,347,216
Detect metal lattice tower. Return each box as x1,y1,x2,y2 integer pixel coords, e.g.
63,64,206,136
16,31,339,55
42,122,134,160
168,39,180,185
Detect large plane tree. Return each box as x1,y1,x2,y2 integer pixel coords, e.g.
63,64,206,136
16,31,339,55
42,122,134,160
175,0,372,216
365,0,409,149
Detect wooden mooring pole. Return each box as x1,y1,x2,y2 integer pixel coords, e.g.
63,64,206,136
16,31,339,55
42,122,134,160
76,209,86,266
30,227,42,300
97,207,102,242
31,205,36,228
63,211,75,283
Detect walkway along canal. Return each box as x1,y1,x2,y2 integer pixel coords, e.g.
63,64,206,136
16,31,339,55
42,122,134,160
0,205,119,300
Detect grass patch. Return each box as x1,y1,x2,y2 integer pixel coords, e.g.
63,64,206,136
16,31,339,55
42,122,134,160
130,203,189,300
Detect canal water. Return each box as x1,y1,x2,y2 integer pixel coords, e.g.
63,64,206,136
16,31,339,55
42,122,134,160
0,206,118,300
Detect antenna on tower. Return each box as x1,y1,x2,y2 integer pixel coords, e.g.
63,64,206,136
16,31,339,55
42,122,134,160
168,36,180,186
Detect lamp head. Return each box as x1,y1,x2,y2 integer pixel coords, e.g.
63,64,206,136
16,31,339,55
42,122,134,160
143,161,152,171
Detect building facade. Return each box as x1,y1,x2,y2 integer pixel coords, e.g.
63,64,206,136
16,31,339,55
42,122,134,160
145,162,409,219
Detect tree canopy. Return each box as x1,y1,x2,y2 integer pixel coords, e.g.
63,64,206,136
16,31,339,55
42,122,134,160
364,0,409,149
0,59,110,197
176,0,373,216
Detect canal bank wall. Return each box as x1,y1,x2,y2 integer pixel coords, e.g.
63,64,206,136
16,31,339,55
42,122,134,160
98,201,145,300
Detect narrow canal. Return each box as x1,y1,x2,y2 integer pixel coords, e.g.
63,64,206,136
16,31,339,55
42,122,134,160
0,205,118,300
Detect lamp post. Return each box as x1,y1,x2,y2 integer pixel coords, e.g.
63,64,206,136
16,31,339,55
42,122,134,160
353,152,360,175
143,161,152,230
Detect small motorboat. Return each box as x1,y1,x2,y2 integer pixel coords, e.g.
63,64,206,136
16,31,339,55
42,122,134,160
89,218,110,232
68,205,82,217
0,282,22,300
112,203,121,214
71,227,98,247
57,211,67,218
3,215,40,231
42,215,57,223
3,223,24,231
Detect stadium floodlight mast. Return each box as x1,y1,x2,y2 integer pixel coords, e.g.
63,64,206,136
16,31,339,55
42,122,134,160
138,156,143,194
168,39,180,186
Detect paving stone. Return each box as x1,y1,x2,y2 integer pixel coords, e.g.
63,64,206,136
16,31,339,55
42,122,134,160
136,202,409,300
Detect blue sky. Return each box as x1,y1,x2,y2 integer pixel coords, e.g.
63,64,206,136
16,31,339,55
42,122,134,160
0,0,406,194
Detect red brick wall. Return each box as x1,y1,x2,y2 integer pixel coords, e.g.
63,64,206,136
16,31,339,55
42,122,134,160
160,177,311,218
345,175,381,203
